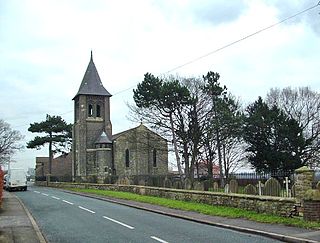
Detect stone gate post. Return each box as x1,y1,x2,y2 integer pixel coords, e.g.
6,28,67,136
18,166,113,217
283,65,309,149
295,166,314,202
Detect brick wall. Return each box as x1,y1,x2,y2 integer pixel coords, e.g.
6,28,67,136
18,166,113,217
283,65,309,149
36,153,72,177
303,200,320,221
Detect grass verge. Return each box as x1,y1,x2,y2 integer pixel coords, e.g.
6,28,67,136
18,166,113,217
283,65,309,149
66,187,320,229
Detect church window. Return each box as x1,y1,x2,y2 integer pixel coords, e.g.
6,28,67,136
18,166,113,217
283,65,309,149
125,149,130,167
88,104,93,117
153,148,157,167
96,105,101,117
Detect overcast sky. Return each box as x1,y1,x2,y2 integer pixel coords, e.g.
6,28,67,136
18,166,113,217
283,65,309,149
1,0,320,171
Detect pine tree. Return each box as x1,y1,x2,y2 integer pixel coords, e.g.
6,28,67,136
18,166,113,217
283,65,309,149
27,115,72,175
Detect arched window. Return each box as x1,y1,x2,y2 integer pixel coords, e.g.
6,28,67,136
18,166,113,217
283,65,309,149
153,148,157,167
96,104,101,117
88,104,93,117
125,149,130,168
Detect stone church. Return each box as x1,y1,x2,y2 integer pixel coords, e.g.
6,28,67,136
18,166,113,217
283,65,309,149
72,53,168,183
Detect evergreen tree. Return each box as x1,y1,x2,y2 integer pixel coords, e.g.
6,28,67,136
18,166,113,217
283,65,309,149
27,115,72,174
244,97,306,173
133,73,192,177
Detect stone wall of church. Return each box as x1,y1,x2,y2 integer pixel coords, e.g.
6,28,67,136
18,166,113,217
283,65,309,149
113,125,168,177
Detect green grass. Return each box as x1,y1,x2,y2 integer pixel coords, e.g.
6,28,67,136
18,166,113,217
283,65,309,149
65,187,320,229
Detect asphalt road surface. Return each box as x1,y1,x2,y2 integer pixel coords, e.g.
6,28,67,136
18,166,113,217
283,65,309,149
14,185,281,243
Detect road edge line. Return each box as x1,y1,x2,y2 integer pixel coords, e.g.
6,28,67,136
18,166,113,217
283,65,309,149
14,193,47,243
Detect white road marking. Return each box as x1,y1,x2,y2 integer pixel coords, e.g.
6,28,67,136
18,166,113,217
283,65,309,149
34,191,40,193
78,206,95,214
102,216,134,229
151,236,169,243
62,200,74,205
41,193,49,196
51,196,60,200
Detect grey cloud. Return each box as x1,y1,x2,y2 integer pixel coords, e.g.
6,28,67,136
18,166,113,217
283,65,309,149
152,0,248,25
271,0,320,35
190,0,248,25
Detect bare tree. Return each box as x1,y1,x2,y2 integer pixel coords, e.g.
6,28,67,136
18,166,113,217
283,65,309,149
220,137,247,179
266,87,320,167
0,119,24,165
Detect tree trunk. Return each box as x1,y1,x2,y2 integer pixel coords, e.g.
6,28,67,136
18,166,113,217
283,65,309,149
222,144,228,182
48,139,52,175
183,142,189,178
206,140,214,179
169,114,183,178
216,129,225,188
48,131,53,175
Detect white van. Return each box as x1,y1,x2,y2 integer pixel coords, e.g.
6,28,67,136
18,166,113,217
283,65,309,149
5,168,27,191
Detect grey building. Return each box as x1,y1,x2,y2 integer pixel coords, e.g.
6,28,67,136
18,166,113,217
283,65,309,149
72,53,168,183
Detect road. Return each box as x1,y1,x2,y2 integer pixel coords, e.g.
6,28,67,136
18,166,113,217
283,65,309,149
14,185,281,243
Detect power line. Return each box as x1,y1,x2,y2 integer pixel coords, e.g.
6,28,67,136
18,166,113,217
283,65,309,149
166,2,320,73
7,2,320,126
109,2,320,95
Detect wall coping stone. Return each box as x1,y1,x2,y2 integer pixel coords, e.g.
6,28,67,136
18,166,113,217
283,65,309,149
295,166,314,173
304,189,320,201
49,182,296,203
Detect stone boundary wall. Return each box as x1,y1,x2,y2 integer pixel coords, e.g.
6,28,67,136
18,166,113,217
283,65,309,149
36,181,296,216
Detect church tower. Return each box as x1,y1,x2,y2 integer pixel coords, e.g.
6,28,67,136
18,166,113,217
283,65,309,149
72,52,113,182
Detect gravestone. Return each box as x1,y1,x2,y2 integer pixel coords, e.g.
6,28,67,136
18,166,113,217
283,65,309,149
203,180,212,191
264,177,281,196
163,178,172,188
244,184,256,195
224,184,229,193
173,180,183,189
193,181,203,191
290,183,295,197
184,178,192,190
124,177,130,185
229,179,239,193
213,181,219,191
138,179,146,186
117,177,130,185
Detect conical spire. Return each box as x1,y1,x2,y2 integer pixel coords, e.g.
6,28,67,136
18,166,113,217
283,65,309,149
73,52,112,100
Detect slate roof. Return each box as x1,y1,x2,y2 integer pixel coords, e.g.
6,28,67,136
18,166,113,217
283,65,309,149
112,123,167,142
95,131,112,144
73,52,112,100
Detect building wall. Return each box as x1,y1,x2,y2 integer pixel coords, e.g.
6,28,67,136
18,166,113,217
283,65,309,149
113,125,168,177
73,94,112,178
36,153,72,178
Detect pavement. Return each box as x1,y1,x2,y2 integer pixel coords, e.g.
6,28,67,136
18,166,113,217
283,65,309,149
0,190,46,243
1,188,320,243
